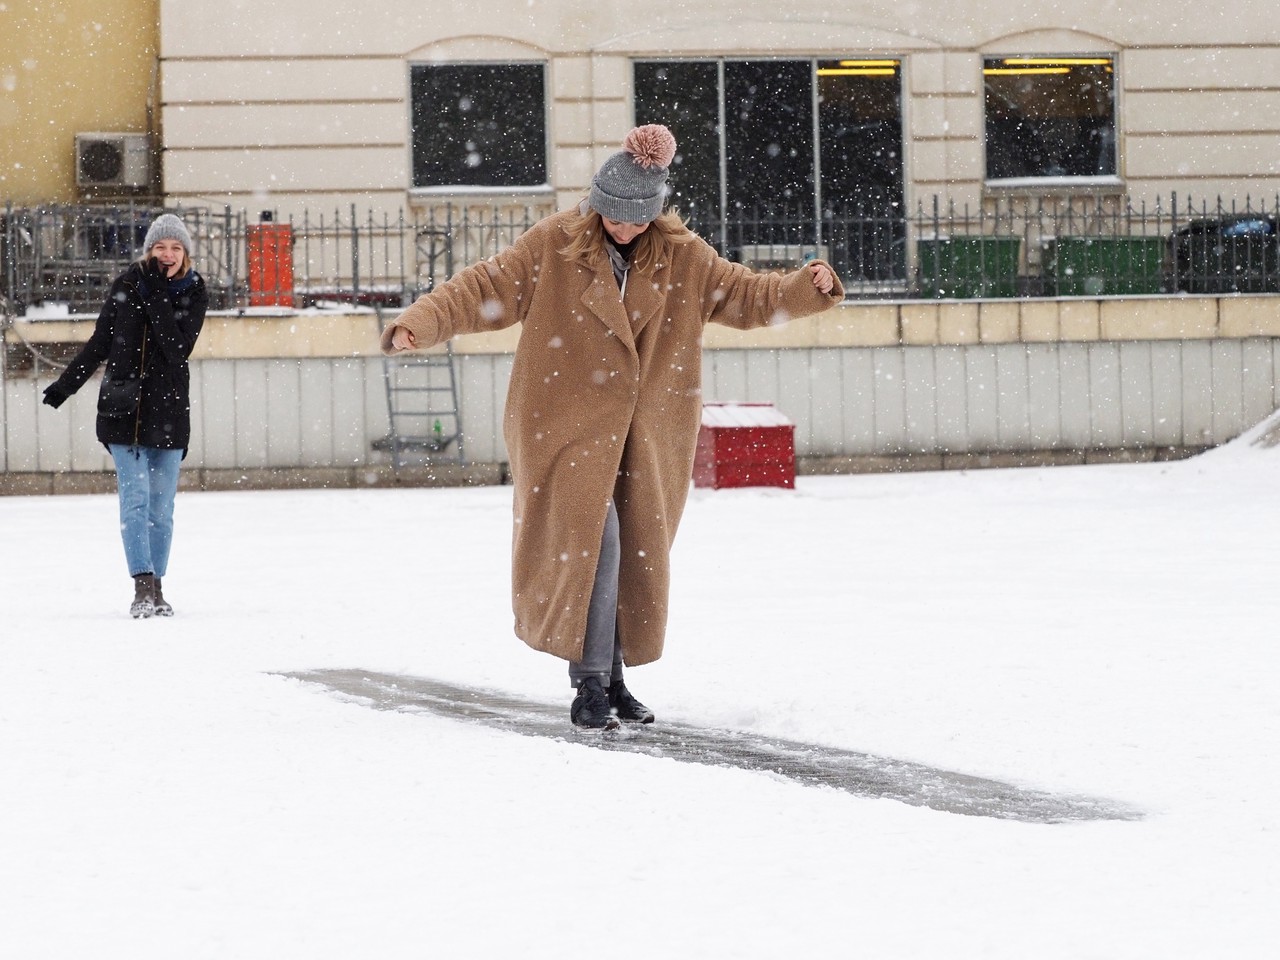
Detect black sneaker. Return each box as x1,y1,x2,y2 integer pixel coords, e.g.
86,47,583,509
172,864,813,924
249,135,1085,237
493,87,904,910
571,677,619,730
608,679,655,724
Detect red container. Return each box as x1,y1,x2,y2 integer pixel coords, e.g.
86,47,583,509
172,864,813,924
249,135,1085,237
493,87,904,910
693,402,795,489
247,223,294,307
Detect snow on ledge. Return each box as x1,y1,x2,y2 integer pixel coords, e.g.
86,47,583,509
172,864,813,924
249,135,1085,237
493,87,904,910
701,402,794,429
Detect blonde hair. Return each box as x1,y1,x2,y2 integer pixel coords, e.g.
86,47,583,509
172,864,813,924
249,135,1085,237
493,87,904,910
560,205,696,275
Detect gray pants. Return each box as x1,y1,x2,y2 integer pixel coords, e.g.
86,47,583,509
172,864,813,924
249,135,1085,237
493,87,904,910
569,498,624,688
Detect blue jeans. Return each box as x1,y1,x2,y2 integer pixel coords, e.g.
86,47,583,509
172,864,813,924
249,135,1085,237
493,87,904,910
109,444,183,578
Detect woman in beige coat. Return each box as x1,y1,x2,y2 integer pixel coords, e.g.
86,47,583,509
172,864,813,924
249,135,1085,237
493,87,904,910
383,125,843,728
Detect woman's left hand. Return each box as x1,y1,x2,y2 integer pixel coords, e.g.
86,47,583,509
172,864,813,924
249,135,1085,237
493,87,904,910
807,262,836,295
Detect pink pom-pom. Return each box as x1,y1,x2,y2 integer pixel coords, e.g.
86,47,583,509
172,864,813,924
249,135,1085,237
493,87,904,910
623,124,677,169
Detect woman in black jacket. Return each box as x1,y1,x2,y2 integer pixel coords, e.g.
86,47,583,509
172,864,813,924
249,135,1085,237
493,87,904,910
43,213,207,618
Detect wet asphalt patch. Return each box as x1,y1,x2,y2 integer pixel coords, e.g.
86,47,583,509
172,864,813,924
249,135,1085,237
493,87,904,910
279,668,1143,824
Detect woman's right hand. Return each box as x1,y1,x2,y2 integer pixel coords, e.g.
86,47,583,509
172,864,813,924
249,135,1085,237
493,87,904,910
390,325,417,351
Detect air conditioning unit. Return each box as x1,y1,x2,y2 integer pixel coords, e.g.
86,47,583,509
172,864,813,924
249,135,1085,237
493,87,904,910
738,243,829,272
75,132,151,189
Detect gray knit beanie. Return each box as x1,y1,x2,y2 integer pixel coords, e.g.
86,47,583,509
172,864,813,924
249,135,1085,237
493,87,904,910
588,125,677,224
142,213,192,255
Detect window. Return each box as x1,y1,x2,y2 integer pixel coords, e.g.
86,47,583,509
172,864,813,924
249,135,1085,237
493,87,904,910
410,63,547,189
723,60,816,219
632,61,721,223
983,56,1117,181
634,58,905,285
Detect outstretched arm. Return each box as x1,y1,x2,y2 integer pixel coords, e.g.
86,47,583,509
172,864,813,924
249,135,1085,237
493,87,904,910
381,239,534,355
698,243,844,331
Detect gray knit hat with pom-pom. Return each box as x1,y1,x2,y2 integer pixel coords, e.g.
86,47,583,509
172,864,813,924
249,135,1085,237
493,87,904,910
588,124,677,224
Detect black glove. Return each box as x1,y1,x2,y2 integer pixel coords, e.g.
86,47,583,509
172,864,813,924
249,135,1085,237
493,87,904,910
140,256,168,296
42,382,69,408
136,257,171,299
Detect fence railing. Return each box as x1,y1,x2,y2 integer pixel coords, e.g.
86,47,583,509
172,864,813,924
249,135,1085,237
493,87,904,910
1,202,239,314
3,194,1277,316
909,193,1279,299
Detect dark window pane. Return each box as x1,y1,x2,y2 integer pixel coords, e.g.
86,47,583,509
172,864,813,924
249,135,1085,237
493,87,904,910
634,61,721,227
984,57,1116,179
411,63,546,188
633,57,908,285
816,59,904,209
724,60,814,217
816,60,906,283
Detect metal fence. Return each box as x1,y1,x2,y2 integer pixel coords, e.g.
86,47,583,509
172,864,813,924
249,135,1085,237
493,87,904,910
910,193,1280,300
3,193,1277,317
1,202,239,314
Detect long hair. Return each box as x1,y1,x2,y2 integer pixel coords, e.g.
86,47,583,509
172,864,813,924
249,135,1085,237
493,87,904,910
560,205,697,275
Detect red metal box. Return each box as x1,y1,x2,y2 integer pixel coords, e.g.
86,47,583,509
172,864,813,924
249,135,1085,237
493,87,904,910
247,223,295,307
692,402,795,489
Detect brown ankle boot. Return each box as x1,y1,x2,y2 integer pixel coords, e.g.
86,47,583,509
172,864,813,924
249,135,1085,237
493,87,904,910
130,573,155,619
153,577,174,617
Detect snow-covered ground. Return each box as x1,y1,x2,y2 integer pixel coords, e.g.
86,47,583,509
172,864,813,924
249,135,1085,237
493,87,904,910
4,420,1278,959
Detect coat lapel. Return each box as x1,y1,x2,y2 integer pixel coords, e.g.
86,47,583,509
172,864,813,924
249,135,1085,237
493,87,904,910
623,262,665,340
580,261,637,353
576,242,668,351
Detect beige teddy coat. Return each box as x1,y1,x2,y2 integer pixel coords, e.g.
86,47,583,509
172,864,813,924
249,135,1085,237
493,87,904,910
382,210,844,666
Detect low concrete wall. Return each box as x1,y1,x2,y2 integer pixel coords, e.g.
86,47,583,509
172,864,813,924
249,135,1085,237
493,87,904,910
4,295,1277,494
14,294,1280,359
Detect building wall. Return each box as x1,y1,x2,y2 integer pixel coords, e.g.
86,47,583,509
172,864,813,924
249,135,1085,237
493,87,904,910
157,0,1280,221
0,0,160,203
4,4,1276,211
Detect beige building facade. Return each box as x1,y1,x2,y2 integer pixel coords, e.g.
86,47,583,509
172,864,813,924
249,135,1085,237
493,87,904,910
5,2,1276,226
153,0,1280,220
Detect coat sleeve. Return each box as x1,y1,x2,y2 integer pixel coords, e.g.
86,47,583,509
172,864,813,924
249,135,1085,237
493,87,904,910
380,232,536,354
695,240,844,330
47,277,123,397
141,275,207,365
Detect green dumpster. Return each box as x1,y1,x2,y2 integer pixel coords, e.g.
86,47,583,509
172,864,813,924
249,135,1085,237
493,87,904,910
1043,236,1166,296
918,237,1021,299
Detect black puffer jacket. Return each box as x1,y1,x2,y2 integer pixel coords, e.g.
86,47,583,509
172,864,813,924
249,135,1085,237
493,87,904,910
47,261,207,454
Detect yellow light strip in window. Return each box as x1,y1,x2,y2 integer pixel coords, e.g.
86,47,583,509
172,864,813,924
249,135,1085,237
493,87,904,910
1001,57,1114,66
983,67,1072,75
818,68,898,76
837,59,901,67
